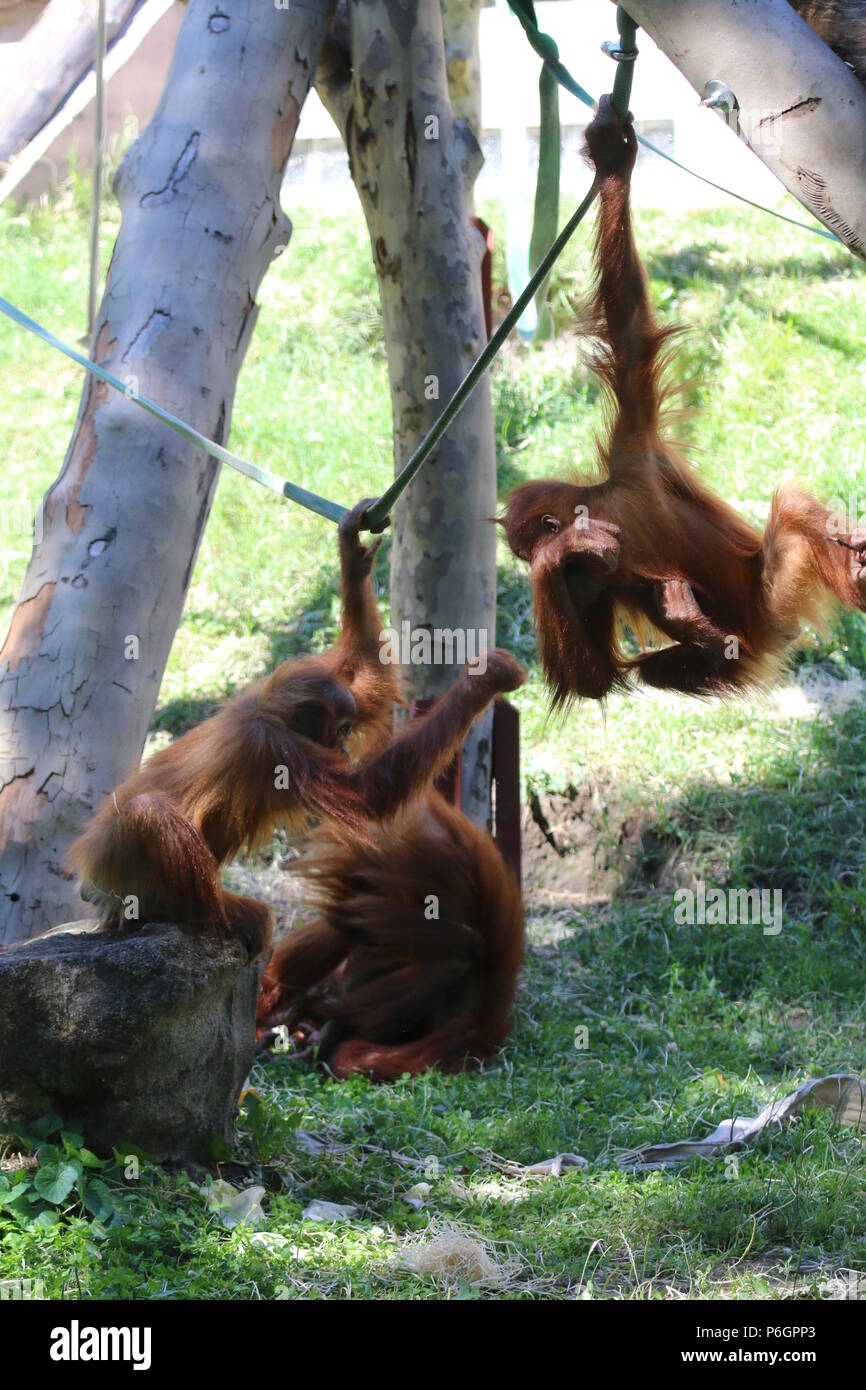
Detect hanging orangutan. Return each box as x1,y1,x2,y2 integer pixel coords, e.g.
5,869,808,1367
501,95,865,707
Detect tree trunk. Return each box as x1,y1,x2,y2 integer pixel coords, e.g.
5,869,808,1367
624,0,866,258
317,0,498,827
0,0,143,165
441,0,483,148
0,0,334,943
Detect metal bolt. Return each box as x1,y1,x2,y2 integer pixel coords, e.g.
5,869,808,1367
701,80,738,118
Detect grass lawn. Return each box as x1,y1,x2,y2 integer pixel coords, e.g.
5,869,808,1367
1,174,865,1300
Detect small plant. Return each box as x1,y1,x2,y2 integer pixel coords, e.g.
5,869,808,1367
0,1114,123,1233
235,1089,304,1166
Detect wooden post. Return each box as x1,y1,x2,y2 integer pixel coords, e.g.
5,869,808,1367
410,694,521,885
492,698,521,886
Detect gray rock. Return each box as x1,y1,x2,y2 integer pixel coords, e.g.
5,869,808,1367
0,919,266,1164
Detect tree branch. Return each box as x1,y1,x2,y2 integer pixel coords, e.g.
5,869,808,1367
624,0,866,257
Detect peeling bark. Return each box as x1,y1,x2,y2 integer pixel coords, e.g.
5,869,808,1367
317,0,497,826
624,0,866,258
0,0,335,942
441,0,483,145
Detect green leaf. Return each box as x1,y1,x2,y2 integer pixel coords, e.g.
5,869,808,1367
3,1190,40,1226
34,1162,79,1204
29,1112,63,1139
81,1179,116,1222
30,1208,61,1229
0,1174,32,1199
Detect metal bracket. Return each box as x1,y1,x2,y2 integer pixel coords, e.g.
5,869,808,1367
602,39,638,62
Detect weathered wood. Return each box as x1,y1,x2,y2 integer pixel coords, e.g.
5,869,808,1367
624,0,866,257
317,0,498,827
0,0,143,166
789,0,866,88
0,0,335,942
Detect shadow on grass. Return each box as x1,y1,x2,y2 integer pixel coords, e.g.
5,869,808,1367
549,701,866,1010
646,245,854,293
737,290,862,360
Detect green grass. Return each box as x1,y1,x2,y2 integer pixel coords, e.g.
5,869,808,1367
1,180,865,1299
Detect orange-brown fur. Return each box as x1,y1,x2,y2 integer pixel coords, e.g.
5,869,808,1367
256,794,524,1080
68,501,525,954
502,97,866,706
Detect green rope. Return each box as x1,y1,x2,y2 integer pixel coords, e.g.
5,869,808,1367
0,294,346,524
367,2,843,533
634,131,840,240
612,7,639,121
527,59,561,342
505,0,840,244
505,1,595,108
363,181,599,530
362,12,639,531
2,5,839,539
